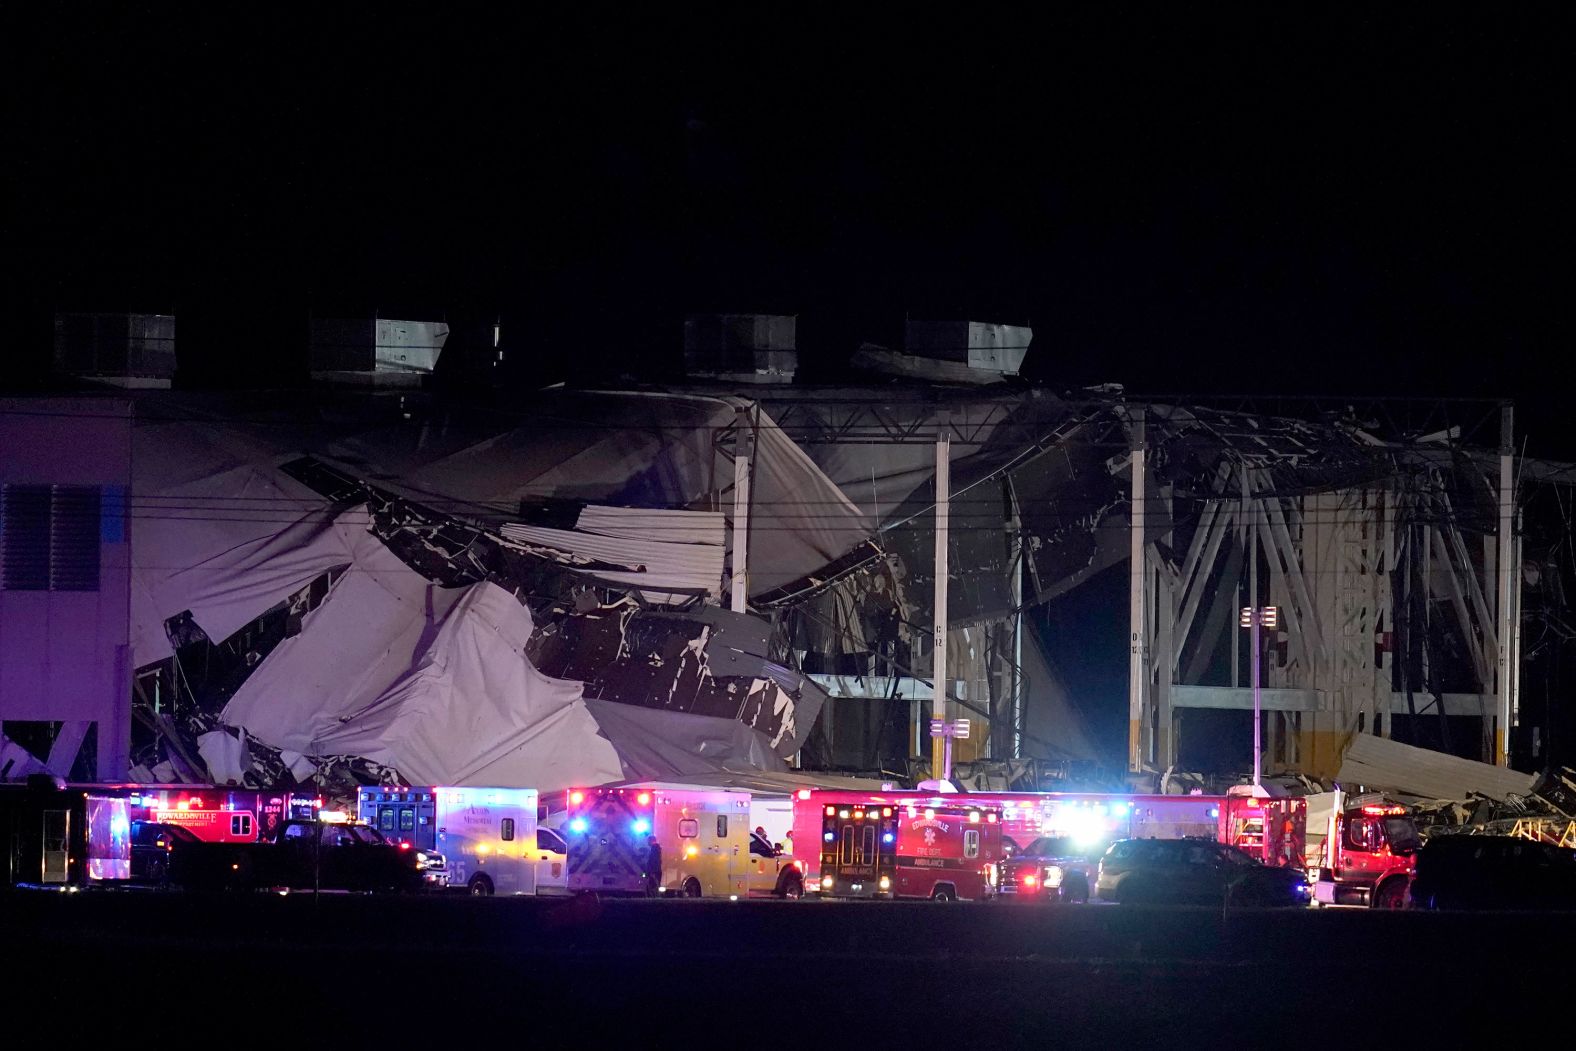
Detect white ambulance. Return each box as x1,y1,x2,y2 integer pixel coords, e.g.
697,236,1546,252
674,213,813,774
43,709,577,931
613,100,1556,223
566,785,804,898
357,785,568,896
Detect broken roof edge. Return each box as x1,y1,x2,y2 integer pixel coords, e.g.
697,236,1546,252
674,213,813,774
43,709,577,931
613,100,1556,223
1336,733,1538,804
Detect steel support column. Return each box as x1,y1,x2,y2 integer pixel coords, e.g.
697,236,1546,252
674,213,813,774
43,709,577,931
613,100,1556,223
1127,410,1147,771
932,434,950,777
1495,405,1515,766
729,407,754,612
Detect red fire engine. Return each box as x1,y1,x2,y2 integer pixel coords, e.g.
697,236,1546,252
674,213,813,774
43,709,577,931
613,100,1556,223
128,787,320,843
792,788,1223,888
1310,791,1420,908
1218,789,1307,869
818,800,1001,901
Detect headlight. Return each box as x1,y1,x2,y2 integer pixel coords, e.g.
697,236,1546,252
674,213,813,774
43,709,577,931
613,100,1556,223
878,876,891,890
821,875,834,889
1043,866,1064,888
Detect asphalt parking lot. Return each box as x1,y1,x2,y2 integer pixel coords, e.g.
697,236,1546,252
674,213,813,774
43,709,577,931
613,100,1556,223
8,892,1567,1043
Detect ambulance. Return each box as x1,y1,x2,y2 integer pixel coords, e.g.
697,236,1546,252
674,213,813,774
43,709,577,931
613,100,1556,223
356,785,567,896
564,785,806,898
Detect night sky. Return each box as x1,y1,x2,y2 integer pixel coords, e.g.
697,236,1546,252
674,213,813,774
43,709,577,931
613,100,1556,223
5,11,1570,448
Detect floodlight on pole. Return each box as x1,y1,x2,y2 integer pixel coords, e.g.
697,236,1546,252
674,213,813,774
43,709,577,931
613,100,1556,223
1239,606,1278,787
930,719,970,781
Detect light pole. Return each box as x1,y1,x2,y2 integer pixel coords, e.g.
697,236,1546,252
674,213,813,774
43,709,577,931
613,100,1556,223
1239,606,1278,787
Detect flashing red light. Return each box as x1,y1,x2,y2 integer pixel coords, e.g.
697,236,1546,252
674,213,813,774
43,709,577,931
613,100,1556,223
399,842,411,851
570,791,585,806
1361,804,1406,816
987,813,998,824
797,789,812,800
825,806,836,816
637,792,651,806
881,808,892,818
1023,874,1038,887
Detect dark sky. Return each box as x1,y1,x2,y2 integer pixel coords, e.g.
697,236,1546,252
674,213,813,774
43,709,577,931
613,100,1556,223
5,11,1569,446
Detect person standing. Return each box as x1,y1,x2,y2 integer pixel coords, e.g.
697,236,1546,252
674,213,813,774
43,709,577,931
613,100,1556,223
644,835,663,896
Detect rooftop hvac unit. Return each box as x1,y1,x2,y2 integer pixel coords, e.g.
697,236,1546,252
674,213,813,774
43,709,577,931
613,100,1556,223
903,321,1031,376
309,317,448,385
53,313,176,387
683,314,797,383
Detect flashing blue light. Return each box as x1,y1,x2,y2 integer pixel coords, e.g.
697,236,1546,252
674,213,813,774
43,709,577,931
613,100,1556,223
632,819,650,835
1112,802,1129,815
569,817,588,834
1208,808,1219,819
824,832,835,842
882,832,894,844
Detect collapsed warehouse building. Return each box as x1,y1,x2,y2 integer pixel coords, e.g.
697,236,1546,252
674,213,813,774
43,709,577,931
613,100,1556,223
4,371,1575,803
753,388,1573,789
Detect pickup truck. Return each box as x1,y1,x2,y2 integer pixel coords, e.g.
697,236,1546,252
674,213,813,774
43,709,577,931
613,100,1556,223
997,834,1099,903
169,819,447,893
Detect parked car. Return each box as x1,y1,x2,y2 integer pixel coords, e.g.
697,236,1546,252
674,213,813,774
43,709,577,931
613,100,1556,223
130,821,200,884
998,835,1102,902
1410,834,1576,910
1096,837,1311,907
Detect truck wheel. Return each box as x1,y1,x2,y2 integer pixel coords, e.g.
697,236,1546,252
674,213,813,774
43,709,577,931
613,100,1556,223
1372,878,1407,910
1061,875,1090,904
682,877,702,898
468,874,495,897
779,875,804,900
931,885,957,902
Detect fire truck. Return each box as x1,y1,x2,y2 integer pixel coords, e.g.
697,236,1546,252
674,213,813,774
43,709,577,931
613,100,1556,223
817,799,1002,901
130,786,318,843
792,788,1222,890
1308,790,1420,908
564,785,805,898
1217,788,1307,869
